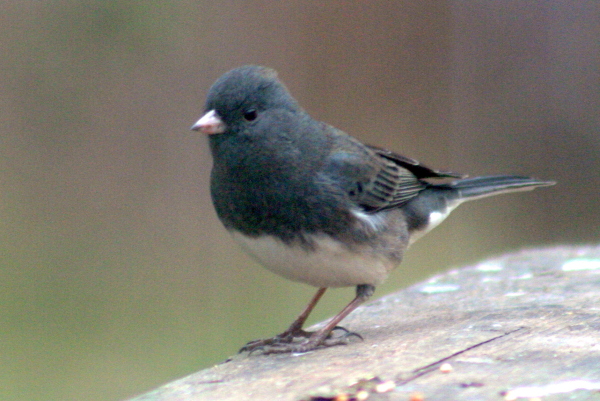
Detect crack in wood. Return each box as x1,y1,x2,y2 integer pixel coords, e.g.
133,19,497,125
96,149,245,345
396,326,526,385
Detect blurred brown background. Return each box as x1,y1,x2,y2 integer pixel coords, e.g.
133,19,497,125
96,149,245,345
1,1,598,400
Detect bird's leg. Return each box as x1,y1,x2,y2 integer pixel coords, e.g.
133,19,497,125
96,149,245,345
259,284,375,354
277,287,327,339
239,287,327,353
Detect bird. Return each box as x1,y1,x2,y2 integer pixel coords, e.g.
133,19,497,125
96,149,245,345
191,65,555,354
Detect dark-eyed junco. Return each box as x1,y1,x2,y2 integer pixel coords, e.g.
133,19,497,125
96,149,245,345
191,65,554,354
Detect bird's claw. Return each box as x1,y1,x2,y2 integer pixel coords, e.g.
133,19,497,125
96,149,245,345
239,327,364,355
331,326,364,341
239,329,313,354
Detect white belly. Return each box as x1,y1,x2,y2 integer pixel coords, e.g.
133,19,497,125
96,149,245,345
230,232,396,288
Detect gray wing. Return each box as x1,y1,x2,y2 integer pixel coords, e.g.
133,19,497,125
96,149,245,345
321,131,463,211
367,145,464,180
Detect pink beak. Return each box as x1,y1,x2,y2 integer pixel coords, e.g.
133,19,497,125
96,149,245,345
191,110,226,135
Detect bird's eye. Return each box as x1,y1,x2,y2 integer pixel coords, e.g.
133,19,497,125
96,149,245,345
243,109,257,121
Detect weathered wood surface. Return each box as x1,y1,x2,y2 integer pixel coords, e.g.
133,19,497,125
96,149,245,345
130,246,600,401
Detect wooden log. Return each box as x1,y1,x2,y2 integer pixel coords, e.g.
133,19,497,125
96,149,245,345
129,245,600,401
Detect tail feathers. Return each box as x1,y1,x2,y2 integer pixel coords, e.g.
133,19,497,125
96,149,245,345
441,175,555,202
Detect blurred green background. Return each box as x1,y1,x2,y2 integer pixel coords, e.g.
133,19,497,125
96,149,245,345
2,1,598,400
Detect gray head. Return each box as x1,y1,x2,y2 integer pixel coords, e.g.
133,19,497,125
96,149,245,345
192,65,301,135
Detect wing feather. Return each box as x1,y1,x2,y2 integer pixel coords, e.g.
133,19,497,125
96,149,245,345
321,133,464,212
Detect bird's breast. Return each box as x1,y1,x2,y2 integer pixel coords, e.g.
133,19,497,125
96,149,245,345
230,231,397,288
